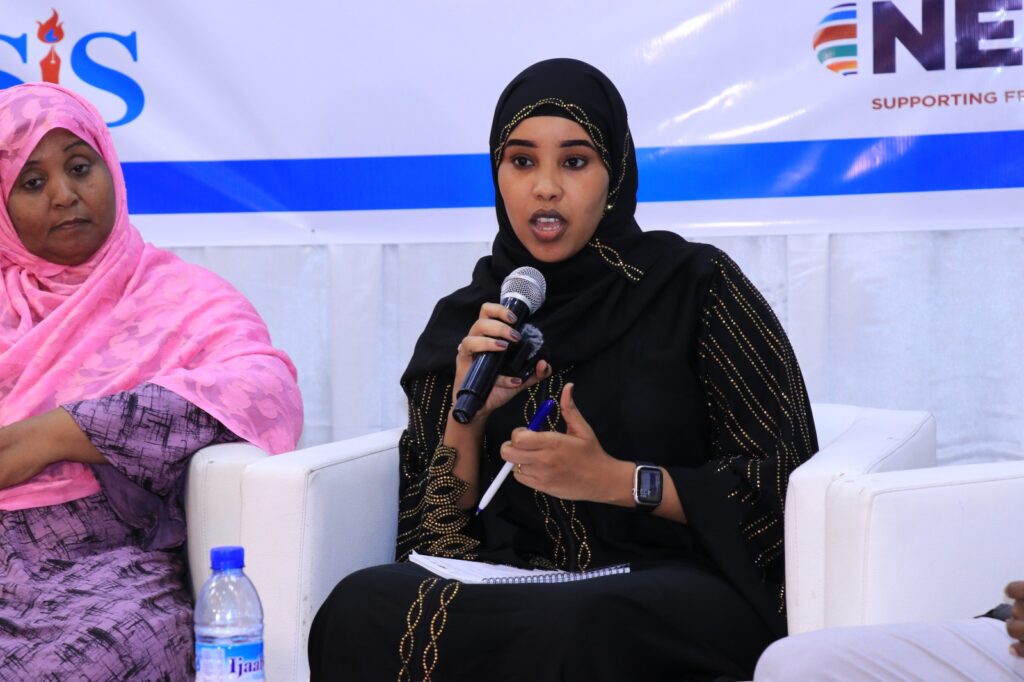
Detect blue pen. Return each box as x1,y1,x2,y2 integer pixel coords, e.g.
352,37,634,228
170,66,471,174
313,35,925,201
475,398,557,515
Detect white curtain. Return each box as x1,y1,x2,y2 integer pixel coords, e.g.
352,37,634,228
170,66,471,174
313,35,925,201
170,227,1024,465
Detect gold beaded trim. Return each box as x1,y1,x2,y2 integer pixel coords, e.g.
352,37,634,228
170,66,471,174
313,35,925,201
523,368,594,571
398,375,452,556
534,490,567,568
588,238,644,283
421,580,460,680
697,253,818,618
398,578,438,681
397,577,461,682
416,444,479,559
560,498,592,570
607,130,632,208
521,369,568,429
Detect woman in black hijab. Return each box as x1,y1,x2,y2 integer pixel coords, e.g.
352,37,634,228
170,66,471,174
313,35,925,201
308,58,817,682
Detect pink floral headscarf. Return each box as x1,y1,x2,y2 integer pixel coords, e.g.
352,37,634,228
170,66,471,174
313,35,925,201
0,83,303,510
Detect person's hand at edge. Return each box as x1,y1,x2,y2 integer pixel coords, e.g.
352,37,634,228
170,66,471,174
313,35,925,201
1005,581,1024,656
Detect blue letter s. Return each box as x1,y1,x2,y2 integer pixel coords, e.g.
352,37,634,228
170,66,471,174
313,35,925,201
71,32,144,127
0,34,27,90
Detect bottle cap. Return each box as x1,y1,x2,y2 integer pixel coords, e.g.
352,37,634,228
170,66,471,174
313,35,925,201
210,545,245,571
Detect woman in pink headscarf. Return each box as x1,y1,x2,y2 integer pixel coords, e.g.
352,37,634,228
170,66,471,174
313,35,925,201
0,83,303,679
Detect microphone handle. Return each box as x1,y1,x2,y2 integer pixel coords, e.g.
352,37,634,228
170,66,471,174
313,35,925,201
451,296,531,424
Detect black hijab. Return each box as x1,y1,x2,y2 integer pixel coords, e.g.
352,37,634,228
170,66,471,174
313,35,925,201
404,58,688,380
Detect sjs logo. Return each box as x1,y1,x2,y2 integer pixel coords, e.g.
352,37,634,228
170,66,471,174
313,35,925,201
0,10,143,126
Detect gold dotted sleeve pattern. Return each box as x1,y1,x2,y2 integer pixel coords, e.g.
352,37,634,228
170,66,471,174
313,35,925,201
396,373,480,563
697,253,818,616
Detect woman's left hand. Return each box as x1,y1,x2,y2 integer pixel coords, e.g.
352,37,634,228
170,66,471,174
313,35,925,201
501,383,631,503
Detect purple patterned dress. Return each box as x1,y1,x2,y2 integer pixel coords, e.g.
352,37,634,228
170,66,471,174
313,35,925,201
0,384,238,681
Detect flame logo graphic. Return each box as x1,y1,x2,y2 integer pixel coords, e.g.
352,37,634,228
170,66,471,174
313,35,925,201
37,9,64,44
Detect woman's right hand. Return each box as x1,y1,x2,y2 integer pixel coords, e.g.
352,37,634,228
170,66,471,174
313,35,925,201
451,302,552,424
445,303,550,507
0,408,105,490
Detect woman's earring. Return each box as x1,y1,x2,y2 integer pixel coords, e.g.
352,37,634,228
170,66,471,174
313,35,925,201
604,202,614,214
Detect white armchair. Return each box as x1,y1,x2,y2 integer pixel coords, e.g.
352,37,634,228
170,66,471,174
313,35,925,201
801,450,1024,629
186,430,402,682
786,403,936,633
186,402,955,680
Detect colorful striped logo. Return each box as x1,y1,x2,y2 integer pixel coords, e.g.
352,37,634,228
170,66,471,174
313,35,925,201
814,3,858,75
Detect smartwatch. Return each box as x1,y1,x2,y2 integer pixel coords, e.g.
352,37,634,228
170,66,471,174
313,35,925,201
632,461,663,513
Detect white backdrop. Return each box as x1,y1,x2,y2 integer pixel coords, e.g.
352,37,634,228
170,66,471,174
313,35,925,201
1,1,1022,462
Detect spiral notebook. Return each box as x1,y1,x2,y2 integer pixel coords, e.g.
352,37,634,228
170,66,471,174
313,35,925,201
408,551,630,584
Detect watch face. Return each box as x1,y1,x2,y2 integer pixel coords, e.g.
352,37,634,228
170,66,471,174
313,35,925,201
636,466,663,505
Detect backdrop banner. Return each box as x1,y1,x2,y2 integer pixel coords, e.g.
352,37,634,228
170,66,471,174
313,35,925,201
0,1,1021,243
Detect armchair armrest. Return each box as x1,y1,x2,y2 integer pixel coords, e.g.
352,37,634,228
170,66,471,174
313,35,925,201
185,442,269,591
786,404,936,633
240,427,403,682
824,460,1024,627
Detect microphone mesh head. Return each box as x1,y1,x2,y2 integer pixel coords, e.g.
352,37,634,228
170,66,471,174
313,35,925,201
501,266,546,314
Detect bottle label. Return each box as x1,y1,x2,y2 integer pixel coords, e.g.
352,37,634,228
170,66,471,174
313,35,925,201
196,641,264,681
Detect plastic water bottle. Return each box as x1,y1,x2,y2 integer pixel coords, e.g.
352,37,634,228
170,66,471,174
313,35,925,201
194,546,265,681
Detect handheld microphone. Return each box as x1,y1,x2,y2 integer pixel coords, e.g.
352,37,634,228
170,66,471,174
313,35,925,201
452,266,546,424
